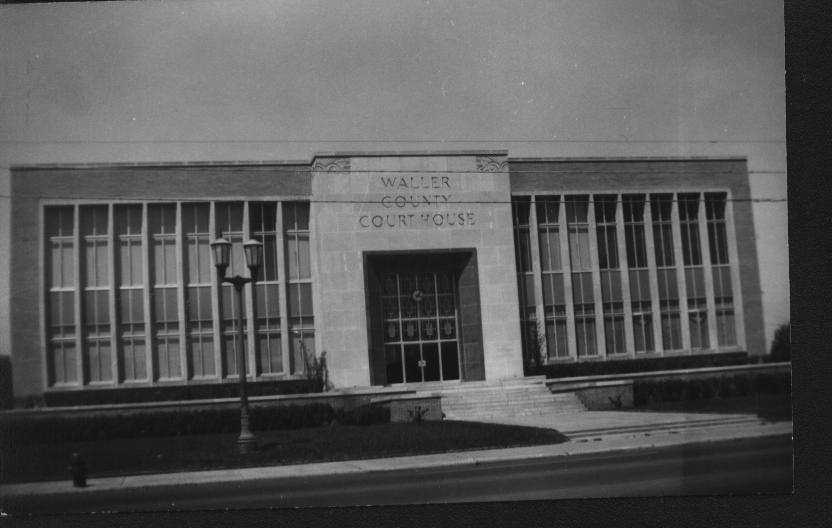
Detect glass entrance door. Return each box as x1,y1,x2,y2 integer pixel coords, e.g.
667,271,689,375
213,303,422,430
381,271,461,383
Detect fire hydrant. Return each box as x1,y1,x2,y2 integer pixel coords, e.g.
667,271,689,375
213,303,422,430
68,452,87,487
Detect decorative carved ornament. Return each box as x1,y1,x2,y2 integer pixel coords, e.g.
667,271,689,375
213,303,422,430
475,156,508,173
312,158,351,172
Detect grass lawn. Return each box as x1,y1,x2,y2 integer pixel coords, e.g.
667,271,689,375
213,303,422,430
0,421,567,484
634,394,792,422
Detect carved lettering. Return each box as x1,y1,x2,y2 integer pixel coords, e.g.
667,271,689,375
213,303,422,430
359,174,475,228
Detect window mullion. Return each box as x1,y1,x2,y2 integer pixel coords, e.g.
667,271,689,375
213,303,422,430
107,204,119,385
724,192,746,349
528,195,547,364
615,195,636,357
175,202,188,380
643,199,664,354
670,194,692,351
209,201,223,378
141,203,155,383
243,201,256,378
558,197,577,360
276,201,291,376
587,196,606,358
73,204,84,384
697,194,719,350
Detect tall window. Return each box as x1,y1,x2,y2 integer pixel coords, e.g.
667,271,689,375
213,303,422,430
183,203,214,378
216,202,247,377
595,195,625,355
115,205,146,381
250,203,282,374
150,204,181,379
566,196,596,357
706,193,736,346
537,196,568,358
284,202,314,372
80,205,112,382
651,194,682,351
679,193,709,349
623,195,654,353
512,198,539,362
45,206,77,384
43,199,315,389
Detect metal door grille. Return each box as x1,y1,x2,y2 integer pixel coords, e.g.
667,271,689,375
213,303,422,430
380,271,460,383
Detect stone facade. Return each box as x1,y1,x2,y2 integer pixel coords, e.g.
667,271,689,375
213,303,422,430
4,152,766,401
311,153,524,388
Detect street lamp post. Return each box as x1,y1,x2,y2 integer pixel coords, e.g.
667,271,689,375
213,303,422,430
210,236,263,454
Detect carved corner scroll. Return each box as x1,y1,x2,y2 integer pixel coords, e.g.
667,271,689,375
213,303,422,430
475,156,508,173
312,158,351,172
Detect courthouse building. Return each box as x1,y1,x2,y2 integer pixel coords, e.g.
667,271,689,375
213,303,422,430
5,151,764,401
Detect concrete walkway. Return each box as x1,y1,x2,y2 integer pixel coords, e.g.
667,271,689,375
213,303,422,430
0,409,792,500
467,408,779,437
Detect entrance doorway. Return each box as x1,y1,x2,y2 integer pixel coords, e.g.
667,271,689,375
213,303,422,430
365,250,485,385
381,271,460,383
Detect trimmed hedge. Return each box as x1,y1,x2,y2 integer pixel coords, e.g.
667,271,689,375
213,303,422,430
0,403,390,445
770,322,790,362
530,352,750,379
34,379,318,408
633,371,790,406
0,356,11,410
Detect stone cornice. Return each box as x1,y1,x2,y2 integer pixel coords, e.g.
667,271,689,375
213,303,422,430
312,158,351,172
475,156,508,173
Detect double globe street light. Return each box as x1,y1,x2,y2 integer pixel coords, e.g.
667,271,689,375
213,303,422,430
210,236,263,454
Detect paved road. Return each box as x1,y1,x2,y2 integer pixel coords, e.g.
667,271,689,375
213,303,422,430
4,435,792,513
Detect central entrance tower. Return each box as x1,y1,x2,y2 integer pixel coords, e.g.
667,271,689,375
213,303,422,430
311,152,524,389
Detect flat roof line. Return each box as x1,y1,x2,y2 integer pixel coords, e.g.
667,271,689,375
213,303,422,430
508,156,748,162
10,160,311,171
10,154,747,171
313,149,509,159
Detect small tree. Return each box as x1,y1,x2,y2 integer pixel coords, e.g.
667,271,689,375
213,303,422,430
770,322,790,362
522,322,546,374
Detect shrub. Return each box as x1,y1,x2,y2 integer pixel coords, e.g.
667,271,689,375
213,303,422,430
39,379,319,407
632,371,790,406
770,322,791,362
531,352,749,379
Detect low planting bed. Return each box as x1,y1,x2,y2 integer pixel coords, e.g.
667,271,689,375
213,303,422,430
0,402,388,445
531,352,750,379
0,420,568,484
632,370,791,406
24,379,320,408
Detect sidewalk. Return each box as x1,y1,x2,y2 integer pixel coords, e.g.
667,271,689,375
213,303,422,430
0,411,792,500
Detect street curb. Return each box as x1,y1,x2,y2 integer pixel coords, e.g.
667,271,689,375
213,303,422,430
0,421,792,501
564,415,772,438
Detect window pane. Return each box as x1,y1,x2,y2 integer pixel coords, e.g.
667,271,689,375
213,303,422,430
566,196,588,223
46,206,74,237
119,289,144,323
215,202,243,234
512,199,530,226
115,204,142,235
80,205,108,236
255,283,281,319
296,235,311,279
685,267,706,299
713,265,732,299
601,270,622,302
657,268,678,300
629,269,651,302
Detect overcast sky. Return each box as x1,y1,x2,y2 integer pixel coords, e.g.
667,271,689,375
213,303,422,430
0,0,784,161
0,0,787,338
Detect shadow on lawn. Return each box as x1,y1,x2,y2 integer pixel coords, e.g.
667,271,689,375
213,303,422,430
1,421,568,485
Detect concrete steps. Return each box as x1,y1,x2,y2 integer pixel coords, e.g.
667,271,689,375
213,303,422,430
435,378,586,420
